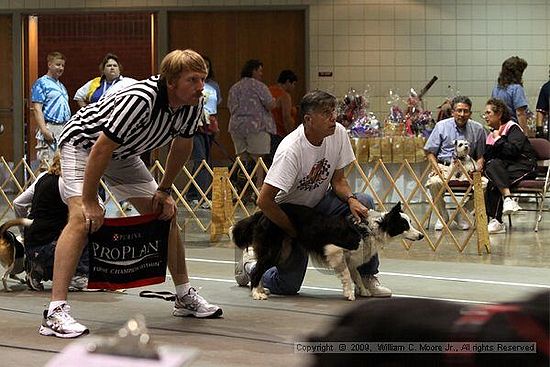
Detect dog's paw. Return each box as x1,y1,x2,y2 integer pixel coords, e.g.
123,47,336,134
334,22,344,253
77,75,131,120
252,287,267,301
252,288,268,300
343,285,355,301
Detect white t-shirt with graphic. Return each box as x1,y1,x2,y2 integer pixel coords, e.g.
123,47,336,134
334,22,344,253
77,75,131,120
265,123,355,208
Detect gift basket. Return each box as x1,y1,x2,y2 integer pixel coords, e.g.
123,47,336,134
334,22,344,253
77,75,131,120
337,87,380,138
337,87,381,163
342,77,439,164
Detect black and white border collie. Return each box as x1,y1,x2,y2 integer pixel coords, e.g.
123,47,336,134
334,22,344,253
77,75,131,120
231,202,423,300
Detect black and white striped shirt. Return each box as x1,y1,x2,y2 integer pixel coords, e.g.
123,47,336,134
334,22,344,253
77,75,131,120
59,75,203,159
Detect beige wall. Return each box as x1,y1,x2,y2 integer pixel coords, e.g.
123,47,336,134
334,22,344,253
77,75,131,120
2,0,550,121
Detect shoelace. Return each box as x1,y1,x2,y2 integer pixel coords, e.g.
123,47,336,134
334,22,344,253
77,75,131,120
54,305,77,324
369,276,380,286
187,287,210,305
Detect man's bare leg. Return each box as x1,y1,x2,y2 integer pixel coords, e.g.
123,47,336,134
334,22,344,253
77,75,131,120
40,196,90,338
129,196,221,318
51,196,88,301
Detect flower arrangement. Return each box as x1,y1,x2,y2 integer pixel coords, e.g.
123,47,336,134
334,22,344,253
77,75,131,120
405,88,434,138
337,87,380,138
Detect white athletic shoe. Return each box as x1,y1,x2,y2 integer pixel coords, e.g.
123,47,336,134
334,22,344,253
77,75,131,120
363,275,392,297
235,248,256,287
502,197,521,216
173,287,223,318
488,218,506,234
39,304,89,338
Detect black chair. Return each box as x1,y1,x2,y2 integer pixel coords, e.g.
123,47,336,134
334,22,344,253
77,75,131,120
508,138,550,232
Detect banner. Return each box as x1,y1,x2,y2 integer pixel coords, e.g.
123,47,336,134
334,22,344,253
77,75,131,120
87,214,171,290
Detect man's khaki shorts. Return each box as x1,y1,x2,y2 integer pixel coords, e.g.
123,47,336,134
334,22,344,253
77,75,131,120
60,144,157,202
231,131,271,156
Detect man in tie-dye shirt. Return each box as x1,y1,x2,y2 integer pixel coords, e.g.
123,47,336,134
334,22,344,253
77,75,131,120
31,51,71,168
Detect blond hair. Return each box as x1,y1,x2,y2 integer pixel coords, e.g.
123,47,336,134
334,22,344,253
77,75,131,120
47,51,65,63
160,49,206,85
47,153,62,176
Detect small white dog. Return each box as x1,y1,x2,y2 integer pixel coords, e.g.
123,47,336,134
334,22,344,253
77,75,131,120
425,139,487,201
453,139,476,179
426,139,477,186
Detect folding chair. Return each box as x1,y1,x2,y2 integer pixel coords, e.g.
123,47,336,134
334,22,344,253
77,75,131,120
508,138,550,232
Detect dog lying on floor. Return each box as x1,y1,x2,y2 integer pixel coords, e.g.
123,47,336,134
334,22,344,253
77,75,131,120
0,218,32,291
232,202,424,300
307,291,549,367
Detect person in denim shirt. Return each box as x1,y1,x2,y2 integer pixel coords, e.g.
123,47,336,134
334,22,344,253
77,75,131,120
491,56,529,132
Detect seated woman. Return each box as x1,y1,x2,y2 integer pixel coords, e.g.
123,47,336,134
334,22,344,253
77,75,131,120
13,154,88,291
482,98,537,234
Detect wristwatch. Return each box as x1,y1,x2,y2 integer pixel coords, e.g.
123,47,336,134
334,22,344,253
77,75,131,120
346,193,358,203
157,186,172,195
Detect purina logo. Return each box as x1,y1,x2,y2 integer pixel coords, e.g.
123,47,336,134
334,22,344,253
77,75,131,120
92,240,160,266
112,232,143,242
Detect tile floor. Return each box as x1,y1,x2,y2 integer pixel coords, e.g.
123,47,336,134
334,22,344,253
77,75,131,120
0,202,548,367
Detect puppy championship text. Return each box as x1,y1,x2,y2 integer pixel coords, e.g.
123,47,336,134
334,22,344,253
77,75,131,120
294,342,537,354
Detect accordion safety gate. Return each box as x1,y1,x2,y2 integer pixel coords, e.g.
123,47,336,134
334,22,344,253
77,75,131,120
0,155,490,255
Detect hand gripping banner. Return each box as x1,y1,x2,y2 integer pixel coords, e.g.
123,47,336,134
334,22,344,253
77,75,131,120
87,214,171,290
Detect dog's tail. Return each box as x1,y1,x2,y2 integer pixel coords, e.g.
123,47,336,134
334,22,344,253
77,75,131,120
231,212,261,250
0,218,32,237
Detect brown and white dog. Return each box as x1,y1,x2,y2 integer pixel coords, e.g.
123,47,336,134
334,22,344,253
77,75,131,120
0,218,32,291
232,202,424,300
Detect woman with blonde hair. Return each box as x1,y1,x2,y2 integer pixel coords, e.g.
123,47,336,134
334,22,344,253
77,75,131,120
13,153,88,290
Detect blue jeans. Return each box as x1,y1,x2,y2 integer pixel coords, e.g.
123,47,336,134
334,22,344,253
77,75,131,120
261,191,380,295
187,132,212,201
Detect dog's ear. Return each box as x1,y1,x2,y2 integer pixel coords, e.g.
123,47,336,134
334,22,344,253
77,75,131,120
379,204,402,226
454,139,458,147
392,202,403,213
386,202,403,218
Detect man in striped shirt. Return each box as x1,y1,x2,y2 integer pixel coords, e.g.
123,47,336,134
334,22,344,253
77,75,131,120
39,49,222,339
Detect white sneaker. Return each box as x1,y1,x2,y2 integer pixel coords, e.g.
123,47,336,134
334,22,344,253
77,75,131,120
434,219,444,231
456,218,470,230
362,275,392,297
39,304,89,338
234,248,256,287
488,218,506,234
173,287,223,318
502,197,521,215
68,275,88,292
